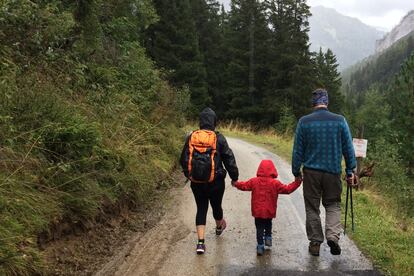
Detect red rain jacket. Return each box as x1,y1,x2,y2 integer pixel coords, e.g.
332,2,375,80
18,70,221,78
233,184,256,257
235,160,301,219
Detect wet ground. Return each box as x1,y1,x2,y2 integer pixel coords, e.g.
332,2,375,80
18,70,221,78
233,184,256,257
98,138,378,276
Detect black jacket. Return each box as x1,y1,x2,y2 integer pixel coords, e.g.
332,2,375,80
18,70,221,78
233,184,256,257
180,108,239,181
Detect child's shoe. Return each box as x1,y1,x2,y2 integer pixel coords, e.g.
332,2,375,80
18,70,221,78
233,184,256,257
196,242,206,254
264,236,272,247
215,219,227,236
257,244,265,256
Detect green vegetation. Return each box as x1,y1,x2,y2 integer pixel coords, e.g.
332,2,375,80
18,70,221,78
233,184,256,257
1,0,412,275
342,40,414,218
222,126,414,276
147,0,343,124
341,43,414,275
342,31,414,101
219,122,294,161
146,0,209,113
314,48,343,113
0,1,187,274
342,190,414,276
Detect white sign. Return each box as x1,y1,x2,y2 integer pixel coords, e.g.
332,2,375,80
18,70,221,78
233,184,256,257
353,138,368,158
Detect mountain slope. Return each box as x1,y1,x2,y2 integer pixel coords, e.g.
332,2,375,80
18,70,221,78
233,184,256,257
376,10,414,52
342,31,414,102
309,6,384,70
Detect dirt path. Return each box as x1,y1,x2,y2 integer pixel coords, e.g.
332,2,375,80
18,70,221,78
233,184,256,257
97,138,377,276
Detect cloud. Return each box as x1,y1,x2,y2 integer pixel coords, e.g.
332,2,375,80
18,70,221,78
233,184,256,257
348,9,408,31
221,0,231,8
309,0,412,16
308,0,413,30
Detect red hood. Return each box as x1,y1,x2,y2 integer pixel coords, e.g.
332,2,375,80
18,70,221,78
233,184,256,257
256,160,278,178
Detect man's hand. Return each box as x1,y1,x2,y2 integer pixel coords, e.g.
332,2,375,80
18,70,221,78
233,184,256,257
295,176,303,184
346,173,358,187
231,180,237,187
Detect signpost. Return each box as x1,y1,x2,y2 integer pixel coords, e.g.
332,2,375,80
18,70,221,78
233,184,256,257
345,138,368,235
353,138,368,158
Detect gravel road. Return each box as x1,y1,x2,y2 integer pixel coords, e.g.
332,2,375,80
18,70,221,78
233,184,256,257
97,138,378,276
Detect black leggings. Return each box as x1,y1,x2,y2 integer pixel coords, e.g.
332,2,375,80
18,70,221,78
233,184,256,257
255,218,272,245
191,180,225,226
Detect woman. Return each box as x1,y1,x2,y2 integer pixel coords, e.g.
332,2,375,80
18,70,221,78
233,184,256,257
180,108,239,254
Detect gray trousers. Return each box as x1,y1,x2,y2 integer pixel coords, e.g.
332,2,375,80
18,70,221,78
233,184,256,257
303,168,342,243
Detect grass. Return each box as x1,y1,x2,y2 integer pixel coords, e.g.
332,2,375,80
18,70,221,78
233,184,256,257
342,189,414,276
0,71,185,275
221,123,414,276
217,121,294,161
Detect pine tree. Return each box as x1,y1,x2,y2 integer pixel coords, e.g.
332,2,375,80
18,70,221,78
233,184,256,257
190,0,227,115
208,4,229,117
146,0,209,112
389,54,414,173
224,0,270,122
264,0,315,123
314,48,343,113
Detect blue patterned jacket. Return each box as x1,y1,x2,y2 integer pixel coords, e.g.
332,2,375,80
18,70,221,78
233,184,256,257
292,107,356,177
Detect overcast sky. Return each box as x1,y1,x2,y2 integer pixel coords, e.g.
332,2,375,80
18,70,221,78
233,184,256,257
220,0,414,31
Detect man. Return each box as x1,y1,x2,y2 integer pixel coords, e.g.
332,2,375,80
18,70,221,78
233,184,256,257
292,88,356,256
180,107,239,254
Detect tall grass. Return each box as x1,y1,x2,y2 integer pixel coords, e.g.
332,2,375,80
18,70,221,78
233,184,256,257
0,48,187,276
342,189,414,276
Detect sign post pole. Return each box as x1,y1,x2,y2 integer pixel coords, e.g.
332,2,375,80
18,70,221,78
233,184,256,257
345,136,368,234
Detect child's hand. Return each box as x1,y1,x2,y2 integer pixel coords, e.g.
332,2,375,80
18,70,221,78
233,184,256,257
295,176,303,184
231,180,237,187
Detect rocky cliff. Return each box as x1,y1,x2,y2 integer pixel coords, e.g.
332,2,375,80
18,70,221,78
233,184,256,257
376,10,414,53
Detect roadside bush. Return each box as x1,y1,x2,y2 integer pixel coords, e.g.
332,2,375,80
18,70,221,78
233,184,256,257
365,138,414,218
353,84,414,219
41,120,101,163
0,0,186,274
274,106,296,135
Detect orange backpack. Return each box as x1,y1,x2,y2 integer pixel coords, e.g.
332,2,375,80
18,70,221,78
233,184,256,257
188,130,217,183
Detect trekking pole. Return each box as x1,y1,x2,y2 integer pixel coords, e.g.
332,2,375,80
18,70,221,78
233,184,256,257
350,183,355,232
344,184,350,235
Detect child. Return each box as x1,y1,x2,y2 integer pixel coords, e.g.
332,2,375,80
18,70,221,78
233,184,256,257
233,160,302,256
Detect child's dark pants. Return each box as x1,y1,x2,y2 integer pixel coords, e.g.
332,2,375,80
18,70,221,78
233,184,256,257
255,218,272,245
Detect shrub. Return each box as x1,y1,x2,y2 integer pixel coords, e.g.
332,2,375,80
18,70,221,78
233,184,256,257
366,138,414,218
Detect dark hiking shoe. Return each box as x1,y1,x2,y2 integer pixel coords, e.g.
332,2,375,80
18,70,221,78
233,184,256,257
257,244,265,256
327,240,341,255
264,236,272,247
308,241,320,256
215,219,227,236
196,242,206,255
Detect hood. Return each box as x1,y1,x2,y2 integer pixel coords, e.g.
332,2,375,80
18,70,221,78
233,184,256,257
256,160,278,178
199,107,217,131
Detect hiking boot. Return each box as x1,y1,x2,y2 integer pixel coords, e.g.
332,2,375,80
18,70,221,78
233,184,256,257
257,244,265,256
327,240,341,255
196,242,206,255
264,236,272,247
308,241,320,256
215,219,227,236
